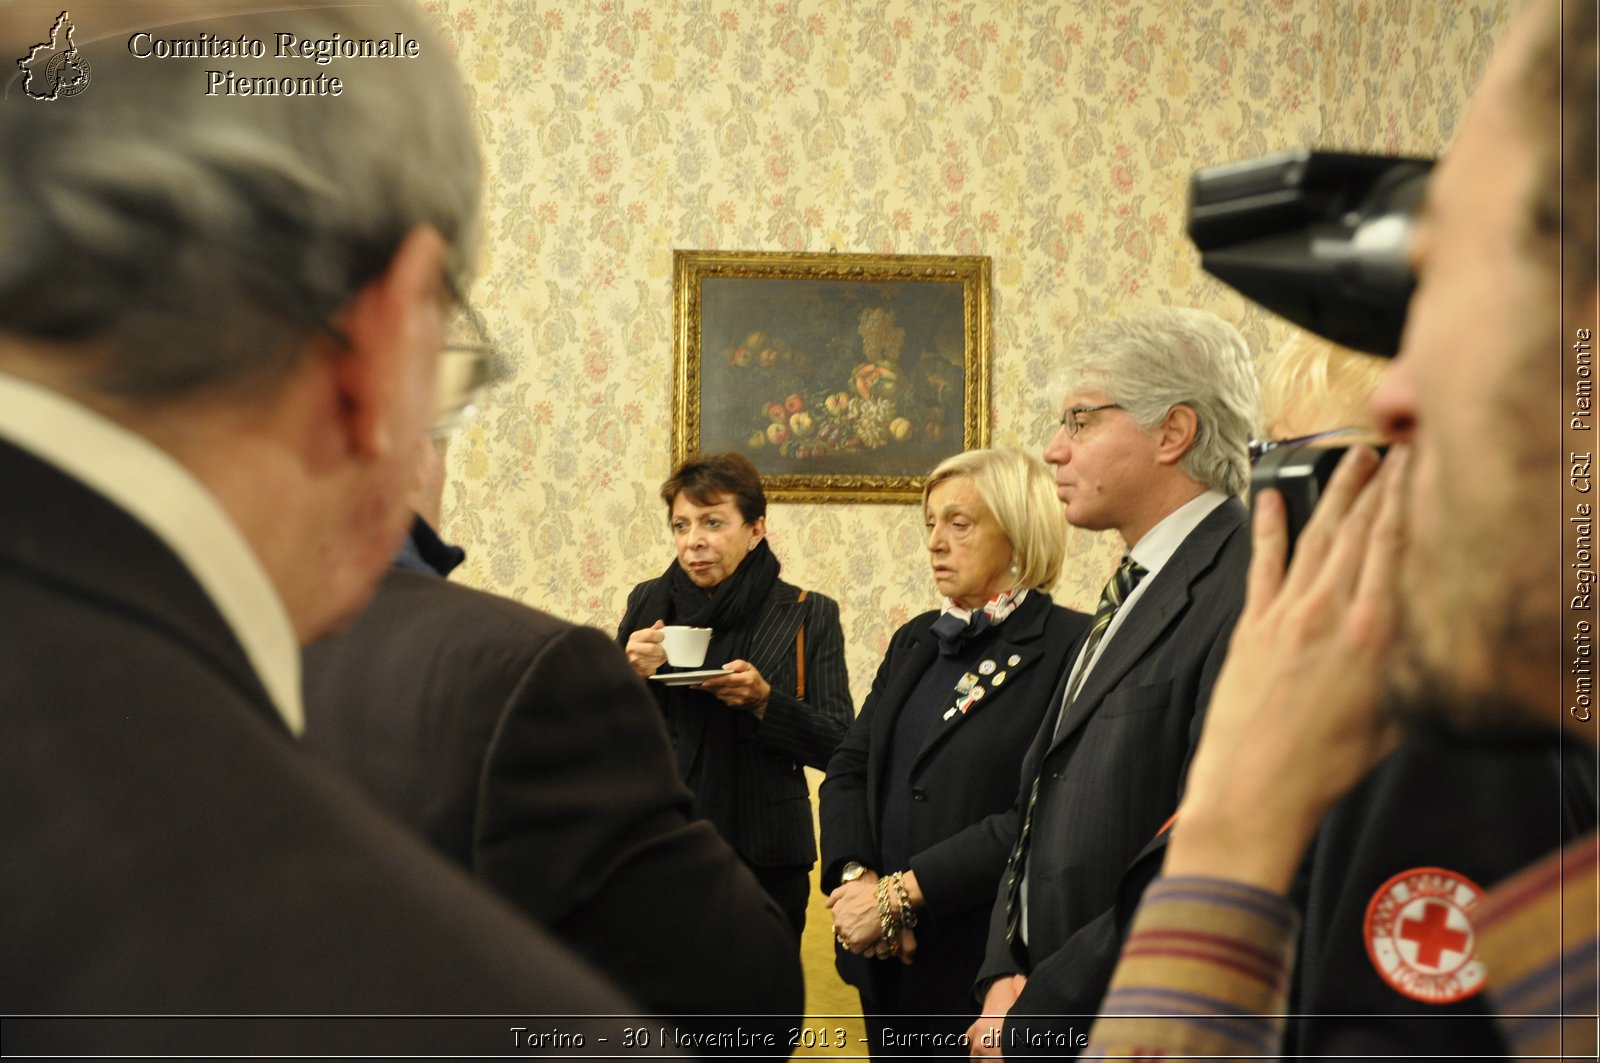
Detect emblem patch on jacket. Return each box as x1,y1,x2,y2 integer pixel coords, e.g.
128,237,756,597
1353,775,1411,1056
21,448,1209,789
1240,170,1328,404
1363,866,1486,1003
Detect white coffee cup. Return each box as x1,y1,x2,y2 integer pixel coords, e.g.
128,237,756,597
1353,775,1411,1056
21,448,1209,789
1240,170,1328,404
660,626,712,668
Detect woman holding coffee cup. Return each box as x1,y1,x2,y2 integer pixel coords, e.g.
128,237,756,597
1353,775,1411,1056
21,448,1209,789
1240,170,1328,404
619,452,852,935
817,448,1089,1055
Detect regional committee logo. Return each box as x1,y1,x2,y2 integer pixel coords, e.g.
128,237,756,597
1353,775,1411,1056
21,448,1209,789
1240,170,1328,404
1363,866,1486,1004
17,11,92,101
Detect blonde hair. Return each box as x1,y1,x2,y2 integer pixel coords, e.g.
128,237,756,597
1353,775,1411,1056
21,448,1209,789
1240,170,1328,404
922,447,1066,592
1258,331,1388,438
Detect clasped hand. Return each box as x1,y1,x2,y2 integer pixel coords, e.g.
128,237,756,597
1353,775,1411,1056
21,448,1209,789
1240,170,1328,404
827,873,917,963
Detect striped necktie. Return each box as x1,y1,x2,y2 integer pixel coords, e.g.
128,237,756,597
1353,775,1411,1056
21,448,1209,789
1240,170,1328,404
1061,555,1148,706
1002,555,1148,954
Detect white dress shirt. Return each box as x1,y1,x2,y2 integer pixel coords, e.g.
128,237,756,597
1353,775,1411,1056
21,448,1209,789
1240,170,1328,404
1058,488,1231,705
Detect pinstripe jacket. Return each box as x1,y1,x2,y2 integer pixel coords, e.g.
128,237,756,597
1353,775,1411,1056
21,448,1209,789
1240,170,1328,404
619,577,853,868
979,498,1251,1027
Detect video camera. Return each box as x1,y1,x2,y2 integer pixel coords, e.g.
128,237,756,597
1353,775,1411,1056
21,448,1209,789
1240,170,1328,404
1188,149,1432,544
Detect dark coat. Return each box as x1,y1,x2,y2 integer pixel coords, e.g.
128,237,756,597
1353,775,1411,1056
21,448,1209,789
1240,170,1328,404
301,564,805,1020
0,440,641,1056
819,592,1089,1016
1284,738,1597,1056
619,576,852,868
983,498,1252,1046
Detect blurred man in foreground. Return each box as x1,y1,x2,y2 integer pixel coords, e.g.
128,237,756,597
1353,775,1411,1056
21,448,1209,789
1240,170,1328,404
0,0,642,1053
1086,0,1598,1056
303,434,805,1024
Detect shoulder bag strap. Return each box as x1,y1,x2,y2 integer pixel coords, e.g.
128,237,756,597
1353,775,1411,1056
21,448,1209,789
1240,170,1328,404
794,590,808,699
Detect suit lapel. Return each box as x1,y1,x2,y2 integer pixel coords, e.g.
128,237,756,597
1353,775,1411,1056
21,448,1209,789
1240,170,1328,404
911,595,1054,773
1049,498,1247,754
862,621,939,839
1,439,285,734
744,582,801,679
871,626,940,748
1050,563,1193,749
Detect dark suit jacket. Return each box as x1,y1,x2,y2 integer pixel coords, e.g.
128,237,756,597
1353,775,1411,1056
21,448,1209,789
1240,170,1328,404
301,566,805,1019
0,440,642,1056
818,592,1088,1015
980,497,1251,1041
619,577,852,868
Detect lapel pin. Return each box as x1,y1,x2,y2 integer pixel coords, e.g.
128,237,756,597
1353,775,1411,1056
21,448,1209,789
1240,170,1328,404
956,673,977,695
992,670,1007,686
978,659,997,676
1008,654,1022,666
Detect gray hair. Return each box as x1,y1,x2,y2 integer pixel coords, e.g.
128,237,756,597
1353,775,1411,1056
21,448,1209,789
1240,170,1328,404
923,447,1066,592
1055,308,1261,497
0,0,481,397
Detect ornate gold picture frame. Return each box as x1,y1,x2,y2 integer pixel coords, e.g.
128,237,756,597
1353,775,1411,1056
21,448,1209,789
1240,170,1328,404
672,250,992,503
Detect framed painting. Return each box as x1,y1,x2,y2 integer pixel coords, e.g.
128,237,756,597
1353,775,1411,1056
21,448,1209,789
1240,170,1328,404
672,250,992,503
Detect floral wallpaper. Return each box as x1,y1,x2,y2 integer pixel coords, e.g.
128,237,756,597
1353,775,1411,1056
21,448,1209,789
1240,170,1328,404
424,0,1509,713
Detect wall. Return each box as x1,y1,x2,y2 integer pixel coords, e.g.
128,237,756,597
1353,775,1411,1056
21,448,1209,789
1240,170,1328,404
425,0,1508,712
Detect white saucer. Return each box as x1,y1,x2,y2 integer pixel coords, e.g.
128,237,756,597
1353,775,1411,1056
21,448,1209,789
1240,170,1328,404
649,668,730,686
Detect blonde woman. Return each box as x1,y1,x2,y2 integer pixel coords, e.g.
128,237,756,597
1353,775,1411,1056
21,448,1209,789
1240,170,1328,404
819,448,1088,1057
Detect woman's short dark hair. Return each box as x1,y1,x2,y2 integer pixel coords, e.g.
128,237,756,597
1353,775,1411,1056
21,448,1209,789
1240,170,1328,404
660,452,768,524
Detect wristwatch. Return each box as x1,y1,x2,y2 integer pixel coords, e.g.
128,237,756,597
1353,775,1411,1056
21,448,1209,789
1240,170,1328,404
840,861,867,884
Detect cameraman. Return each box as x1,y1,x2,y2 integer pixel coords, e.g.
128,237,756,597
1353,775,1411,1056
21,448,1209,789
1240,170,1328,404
1086,0,1598,1056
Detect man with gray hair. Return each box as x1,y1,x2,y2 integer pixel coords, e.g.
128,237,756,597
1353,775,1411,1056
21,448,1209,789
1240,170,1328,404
969,307,1260,1056
0,0,641,1050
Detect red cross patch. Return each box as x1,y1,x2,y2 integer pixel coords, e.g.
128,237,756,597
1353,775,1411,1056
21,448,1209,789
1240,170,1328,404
1363,866,1486,1004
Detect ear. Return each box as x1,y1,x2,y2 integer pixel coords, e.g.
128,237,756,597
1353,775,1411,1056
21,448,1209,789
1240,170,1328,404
329,225,451,461
1152,404,1199,467
748,515,767,548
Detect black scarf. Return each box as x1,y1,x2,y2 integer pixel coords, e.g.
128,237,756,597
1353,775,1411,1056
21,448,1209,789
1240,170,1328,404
660,538,780,667
634,539,782,847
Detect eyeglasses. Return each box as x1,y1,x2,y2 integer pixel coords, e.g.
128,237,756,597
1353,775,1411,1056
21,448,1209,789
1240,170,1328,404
1058,403,1123,437
431,302,504,437
1247,426,1364,463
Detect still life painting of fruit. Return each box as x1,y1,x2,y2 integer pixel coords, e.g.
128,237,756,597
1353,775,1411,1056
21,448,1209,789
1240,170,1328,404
677,253,990,501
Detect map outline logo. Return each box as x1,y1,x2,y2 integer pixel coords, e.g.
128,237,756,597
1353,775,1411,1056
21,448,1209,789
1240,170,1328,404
17,11,92,101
